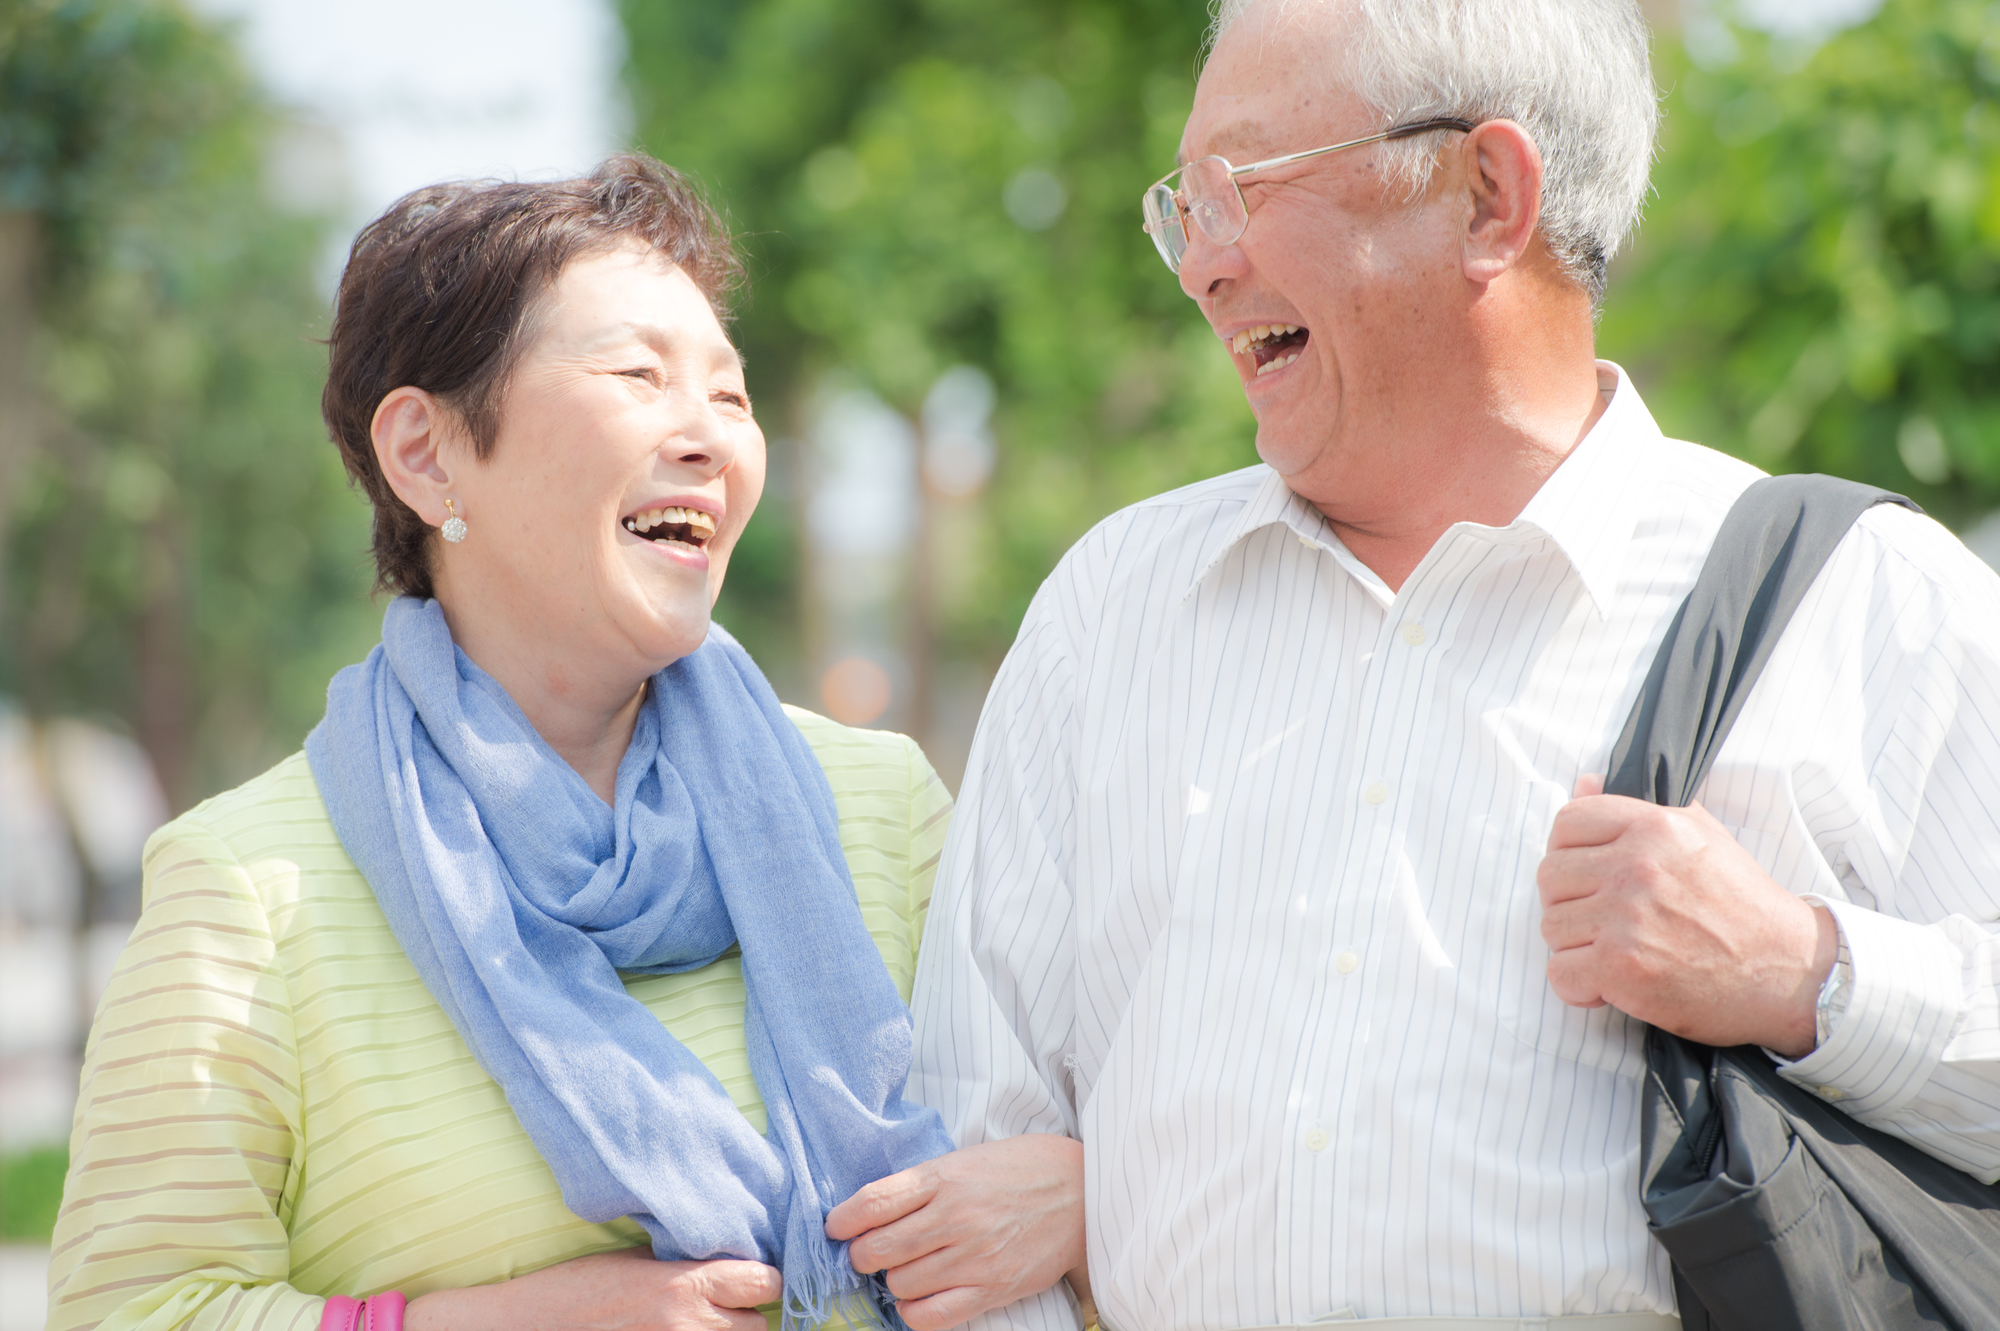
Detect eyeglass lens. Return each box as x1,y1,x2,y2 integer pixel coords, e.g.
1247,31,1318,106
1143,158,1247,274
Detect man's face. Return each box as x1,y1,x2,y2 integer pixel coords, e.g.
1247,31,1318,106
1177,3,1463,496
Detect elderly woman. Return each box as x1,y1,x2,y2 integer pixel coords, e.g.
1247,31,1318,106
45,157,1077,1331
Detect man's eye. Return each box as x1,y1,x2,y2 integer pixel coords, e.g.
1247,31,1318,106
714,390,751,410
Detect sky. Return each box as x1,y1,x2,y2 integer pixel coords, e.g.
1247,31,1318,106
184,0,1886,259
187,0,628,251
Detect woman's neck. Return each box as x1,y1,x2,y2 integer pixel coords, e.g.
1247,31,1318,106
431,593,649,805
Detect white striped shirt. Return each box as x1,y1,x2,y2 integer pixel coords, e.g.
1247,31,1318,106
910,364,2000,1330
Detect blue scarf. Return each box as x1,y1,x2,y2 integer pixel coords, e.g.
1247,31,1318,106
305,598,953,1328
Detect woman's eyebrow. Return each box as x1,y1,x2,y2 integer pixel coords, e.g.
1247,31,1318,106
608,320,744,370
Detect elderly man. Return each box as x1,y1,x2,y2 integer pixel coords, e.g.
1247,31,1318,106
827,1,2000,1327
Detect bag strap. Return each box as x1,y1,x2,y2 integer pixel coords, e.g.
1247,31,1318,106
1603,474,1917,808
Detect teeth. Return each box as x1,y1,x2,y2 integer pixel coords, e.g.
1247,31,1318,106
624,505,720,541
1229,324,1308,356
1254,352,1300,378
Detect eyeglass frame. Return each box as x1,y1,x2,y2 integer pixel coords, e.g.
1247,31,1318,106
1140,116,1478,273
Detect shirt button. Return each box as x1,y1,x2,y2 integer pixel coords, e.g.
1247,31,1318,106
1305,1128,1329,1152
1818,1085,1844,1101
1335,950,1361,974
1363,782,1388,805
1401,622,1426,646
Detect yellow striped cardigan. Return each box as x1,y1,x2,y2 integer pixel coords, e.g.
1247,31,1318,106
47,707,952,1331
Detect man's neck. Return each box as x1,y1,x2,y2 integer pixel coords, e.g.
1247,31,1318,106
1320,380,1608,591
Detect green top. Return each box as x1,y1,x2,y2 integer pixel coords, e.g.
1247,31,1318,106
47,707,953,1331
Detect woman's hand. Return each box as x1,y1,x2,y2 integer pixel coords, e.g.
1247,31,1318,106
404,1247,781,1331
824,1135,1088,1330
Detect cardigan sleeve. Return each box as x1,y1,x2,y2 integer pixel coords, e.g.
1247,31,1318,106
47,816,322,1331
903,734,954,973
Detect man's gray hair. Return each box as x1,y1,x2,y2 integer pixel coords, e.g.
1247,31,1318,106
1209,0,1659,303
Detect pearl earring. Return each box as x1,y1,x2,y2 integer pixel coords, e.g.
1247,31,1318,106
440,498,468,544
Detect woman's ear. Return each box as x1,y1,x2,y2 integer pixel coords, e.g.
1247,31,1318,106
371,386,461,524
1457,118,1544,286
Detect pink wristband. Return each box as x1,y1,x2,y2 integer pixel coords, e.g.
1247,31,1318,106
365,1291,407,1331
320,1296,363,1331
319,1291,405,1331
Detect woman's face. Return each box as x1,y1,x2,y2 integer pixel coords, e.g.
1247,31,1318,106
437,244,765,682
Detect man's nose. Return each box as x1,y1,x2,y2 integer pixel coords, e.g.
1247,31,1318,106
1176,220,1243,300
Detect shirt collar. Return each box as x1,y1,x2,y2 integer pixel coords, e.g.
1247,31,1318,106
1180,362,1665,617
1511,361,1664,618
1181,465,1344,603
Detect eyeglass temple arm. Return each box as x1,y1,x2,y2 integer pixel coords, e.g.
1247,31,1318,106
1227,117,1478,179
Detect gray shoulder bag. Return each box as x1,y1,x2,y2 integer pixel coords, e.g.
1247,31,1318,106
1610,473,2000,1330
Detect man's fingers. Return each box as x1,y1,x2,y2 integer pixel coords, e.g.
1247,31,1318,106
1536,842,1632,908
1545,788,1653,853
847,1209,951,1275
700,1260,784,1309
880,1246,969,1303
825,1167,938,1243
1539,896,1599,953
1573,772,1606,798
896,1284,999,1331
1545,944,1609,1009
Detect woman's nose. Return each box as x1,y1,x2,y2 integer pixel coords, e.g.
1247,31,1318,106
668,403,738,476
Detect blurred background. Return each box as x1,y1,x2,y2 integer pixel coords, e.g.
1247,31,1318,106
3,0,1999,1317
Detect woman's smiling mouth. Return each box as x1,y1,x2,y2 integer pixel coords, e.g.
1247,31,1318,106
621,505,717,551
1231,323,1311,376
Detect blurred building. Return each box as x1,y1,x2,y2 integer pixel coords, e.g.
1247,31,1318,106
0,708,166,1150
803,368,998,791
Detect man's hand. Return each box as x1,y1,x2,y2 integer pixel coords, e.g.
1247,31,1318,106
405,1248,781,1331
1538,774,1838,1058
824,1135,1087,1331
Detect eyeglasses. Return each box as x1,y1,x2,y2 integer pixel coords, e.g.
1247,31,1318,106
1140,118,1477,273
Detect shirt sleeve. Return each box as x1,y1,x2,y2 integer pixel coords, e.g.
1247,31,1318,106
1771,523,2000,1182
909,578,1087,1331
46,817,322,1331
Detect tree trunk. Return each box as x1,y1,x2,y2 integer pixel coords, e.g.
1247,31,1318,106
136,514,196,812
0,212,38,617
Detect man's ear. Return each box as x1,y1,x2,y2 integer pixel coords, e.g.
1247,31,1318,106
1456,119,1544,285
371,386,463,524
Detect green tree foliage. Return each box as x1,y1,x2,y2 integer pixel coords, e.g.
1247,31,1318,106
1602,0,2000,527
623,0,1254,669
0,1142,66,1241
0,0,375,808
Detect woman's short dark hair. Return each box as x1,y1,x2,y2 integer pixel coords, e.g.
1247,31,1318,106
322,153,743,599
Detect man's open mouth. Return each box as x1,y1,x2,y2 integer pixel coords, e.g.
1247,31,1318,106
621,505,717,550
1231,324,1310,377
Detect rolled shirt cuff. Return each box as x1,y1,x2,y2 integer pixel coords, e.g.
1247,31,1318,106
1772,895,1966,1118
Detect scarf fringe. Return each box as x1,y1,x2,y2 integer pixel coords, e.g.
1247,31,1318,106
781,1241,909,1331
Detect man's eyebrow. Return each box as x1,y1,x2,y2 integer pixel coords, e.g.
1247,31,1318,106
1180,122,1274,170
